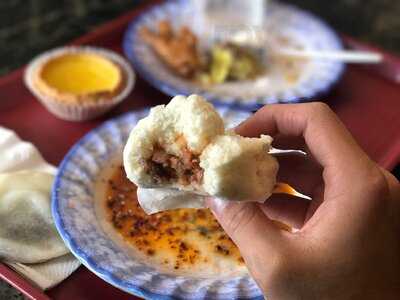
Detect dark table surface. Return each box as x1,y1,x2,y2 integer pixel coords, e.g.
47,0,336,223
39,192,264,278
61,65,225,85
0,0,399,299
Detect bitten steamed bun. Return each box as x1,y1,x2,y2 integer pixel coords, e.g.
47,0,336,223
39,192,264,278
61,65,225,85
123,94,279,201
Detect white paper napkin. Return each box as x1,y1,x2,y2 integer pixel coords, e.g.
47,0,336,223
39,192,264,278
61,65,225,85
5,254,81,290
0,127,56,174
0,127,80,290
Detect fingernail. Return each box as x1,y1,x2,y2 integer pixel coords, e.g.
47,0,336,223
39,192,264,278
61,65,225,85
205,197,228,215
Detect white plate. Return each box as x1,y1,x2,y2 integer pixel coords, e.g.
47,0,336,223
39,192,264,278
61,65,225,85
123,0,344,111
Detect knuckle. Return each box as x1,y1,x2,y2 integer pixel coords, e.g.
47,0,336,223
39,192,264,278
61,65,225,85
393,179,400,198
308,102,332,116
256,103,275,117
367,166,388,196
381,168,400,193
362,165,390,211
282,110,299,132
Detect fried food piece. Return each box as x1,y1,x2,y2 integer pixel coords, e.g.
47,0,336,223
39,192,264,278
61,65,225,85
140,21,202,77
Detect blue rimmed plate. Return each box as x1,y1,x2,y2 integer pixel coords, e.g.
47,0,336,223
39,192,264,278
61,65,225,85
51,108,267,300
123,0,344,111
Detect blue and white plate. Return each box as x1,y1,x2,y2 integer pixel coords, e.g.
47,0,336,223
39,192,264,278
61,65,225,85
52,108,267,300
123,0,344,111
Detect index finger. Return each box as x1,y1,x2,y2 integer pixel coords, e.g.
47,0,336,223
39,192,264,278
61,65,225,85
236,102,372,177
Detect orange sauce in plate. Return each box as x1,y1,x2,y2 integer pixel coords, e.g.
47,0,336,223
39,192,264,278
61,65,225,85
105,165,244,272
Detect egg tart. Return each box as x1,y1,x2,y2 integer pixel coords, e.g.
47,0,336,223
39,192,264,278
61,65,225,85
25,47,135,121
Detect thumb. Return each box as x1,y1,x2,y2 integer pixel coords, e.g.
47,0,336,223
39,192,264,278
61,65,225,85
206,198,286,258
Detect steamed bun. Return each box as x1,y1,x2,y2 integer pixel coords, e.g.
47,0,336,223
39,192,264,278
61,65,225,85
200,134,278,201
123,94,278,201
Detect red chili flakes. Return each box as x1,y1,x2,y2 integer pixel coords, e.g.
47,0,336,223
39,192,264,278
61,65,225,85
197,226,209,237
160,214,172,223
215,244,230,256
179,241,188,251
180,212,190,222
196,209,206,219
105,164,244,270
189,255,196,264
166,227,175,236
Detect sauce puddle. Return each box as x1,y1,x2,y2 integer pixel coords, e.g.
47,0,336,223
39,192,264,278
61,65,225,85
104,164,245,274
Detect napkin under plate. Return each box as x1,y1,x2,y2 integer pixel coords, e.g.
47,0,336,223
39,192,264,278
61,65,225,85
0,127,80,290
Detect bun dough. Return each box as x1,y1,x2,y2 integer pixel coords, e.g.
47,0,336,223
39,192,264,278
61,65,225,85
200,134,278,201
124,94,278,201
0,171,69,263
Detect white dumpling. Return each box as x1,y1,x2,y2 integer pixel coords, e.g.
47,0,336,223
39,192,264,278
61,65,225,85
123,94,279,202
0,171,68,263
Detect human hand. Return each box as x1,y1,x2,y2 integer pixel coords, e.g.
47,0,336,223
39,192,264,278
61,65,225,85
207,103,400,299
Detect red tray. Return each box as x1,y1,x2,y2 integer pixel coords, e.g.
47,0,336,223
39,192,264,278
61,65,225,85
0,1,400,299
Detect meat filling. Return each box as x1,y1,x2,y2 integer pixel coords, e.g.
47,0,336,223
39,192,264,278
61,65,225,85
145,145,203,186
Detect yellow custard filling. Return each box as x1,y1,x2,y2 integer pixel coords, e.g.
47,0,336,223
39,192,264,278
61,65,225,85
40,53,121,95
